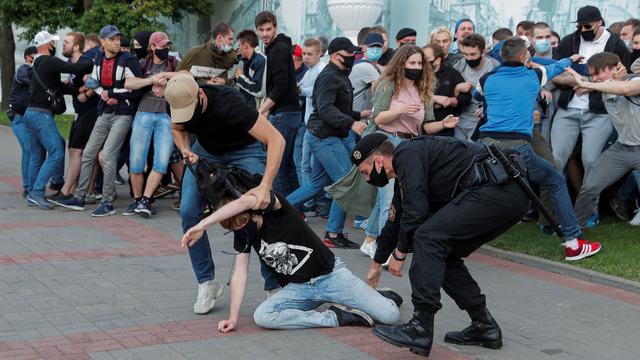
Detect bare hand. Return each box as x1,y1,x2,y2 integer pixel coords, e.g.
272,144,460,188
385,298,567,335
208,77,226,85
404,104,422,114
367,262,383,288
574,87,591,96
360,110,372,119
442,115,459,128
454,82,473,96
106,98,118,106
234,68,243,79
388,251,405,277
569,54,585,63
100,91,110,102
77,93,87,103
474,106,483,118
564,66,585,87
613,62,628,79
181,224,205,248
540,90,553,104
181,149,199,165
218,319,236,333
433,95,449,107
351,121,367,135
245,183,272,210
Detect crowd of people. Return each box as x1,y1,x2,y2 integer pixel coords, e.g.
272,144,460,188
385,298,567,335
7,4,640,357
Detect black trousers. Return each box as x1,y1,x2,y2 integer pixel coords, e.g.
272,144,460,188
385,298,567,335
409,181,530,314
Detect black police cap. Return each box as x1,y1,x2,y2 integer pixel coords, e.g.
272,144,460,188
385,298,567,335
351,133,388,166
396,27,417,40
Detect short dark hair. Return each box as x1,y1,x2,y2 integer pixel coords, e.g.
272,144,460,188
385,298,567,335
318,36,329,54
24,46,37,58
551,31,560,40
460,33,486,52
237,29,258,48
357,27,371,46
373,140,395,157
609,21,624,35
425,44,445,60
500,37,527,62
587,52,620,74
492,28,513,41
213,22,233,38
517,21,535,32
255,11,277,28
86,33,100,45
623,18,640,32
532,22,551,34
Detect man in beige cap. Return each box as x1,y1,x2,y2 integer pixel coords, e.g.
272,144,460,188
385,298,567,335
165,73,285,314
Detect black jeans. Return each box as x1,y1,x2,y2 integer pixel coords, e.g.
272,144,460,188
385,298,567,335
409,181,530,313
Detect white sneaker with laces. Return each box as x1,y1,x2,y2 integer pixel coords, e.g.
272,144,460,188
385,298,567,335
193,280,224,314
629,210,640,226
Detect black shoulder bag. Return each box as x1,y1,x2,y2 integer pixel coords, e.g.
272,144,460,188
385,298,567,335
31,57,66,115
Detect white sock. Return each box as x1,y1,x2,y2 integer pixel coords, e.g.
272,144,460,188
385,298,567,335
564,238,579,250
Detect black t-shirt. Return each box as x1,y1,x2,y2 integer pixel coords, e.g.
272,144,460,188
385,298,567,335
233,193,335,286
183,85,259,155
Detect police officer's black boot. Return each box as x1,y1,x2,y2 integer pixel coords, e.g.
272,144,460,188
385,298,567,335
444,305,502,349
372,310,434,357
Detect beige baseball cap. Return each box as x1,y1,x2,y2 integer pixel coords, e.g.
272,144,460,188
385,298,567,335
165,74,199,123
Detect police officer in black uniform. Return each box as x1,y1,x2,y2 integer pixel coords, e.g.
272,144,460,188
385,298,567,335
351,133,530,357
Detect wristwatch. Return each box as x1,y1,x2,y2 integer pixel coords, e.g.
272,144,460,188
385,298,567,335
392,250,406,261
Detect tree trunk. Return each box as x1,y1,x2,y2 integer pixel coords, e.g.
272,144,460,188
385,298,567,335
83,0,93,11
0,12,16,111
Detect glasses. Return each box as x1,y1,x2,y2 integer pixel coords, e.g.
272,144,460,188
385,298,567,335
576,23,595,31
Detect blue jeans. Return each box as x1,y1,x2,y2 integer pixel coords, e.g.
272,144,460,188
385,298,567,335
129,112,173,174
506,142,582,240
293,123,308,185
11,114,31,192
180,141,279,290
269,111,302,196
287,131,355,233
23,108,65,197
365,133,404,238
253,258,399,329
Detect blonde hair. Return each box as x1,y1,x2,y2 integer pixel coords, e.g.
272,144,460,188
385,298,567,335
429,26,452,44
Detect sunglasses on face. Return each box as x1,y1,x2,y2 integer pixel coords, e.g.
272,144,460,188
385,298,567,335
577,23,596,31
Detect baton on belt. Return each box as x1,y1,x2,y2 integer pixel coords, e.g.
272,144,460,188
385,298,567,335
488,143,565,239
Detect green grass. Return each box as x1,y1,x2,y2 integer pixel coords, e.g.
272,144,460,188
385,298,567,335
0,112,74,140
492,216,640,282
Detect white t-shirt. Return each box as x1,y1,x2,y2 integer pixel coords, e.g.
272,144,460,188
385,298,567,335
568,30,611,110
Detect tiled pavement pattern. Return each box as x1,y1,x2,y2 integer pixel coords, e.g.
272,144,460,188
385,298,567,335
0,126,638,359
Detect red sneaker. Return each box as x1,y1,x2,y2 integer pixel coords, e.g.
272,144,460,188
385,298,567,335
565,239,601,261
323,231,337,248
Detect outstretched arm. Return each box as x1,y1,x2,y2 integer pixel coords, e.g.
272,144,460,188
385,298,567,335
218,252,250,333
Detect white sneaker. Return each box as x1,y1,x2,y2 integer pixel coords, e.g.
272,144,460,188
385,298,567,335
359,240,377,258
193,280,224,314
629,210,640,226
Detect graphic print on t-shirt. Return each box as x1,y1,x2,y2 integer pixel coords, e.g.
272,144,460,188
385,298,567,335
258,240,313,275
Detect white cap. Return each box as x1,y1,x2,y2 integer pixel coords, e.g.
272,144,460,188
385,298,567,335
33,31,60,47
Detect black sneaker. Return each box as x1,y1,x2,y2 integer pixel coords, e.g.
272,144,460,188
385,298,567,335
47,192,72,206
378,289,403,307
323,232,359,249
328,304,373,327
609,197,630,220
122,201,139,216
134,201,153,218
115,173,126,185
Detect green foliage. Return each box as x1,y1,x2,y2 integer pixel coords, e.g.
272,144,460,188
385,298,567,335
0,113,74,140
1,0,214,41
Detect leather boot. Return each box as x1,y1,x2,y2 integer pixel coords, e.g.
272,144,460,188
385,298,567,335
372,310,434,357
444,306,502,349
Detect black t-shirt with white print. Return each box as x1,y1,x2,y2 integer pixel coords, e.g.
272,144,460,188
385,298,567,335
233,193,335,286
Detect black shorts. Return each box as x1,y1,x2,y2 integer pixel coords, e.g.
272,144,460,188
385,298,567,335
68,109,98,149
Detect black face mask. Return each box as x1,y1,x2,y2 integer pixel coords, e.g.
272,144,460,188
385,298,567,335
367,163,389,187
187,98,203,123
340,55,356,70
581,29,596,42
465,57,482,68
134,48,147,60
154,48,169,61
49,46,56,56
404,68,423,81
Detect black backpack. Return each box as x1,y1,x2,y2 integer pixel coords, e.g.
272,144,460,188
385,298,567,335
186,159,263,210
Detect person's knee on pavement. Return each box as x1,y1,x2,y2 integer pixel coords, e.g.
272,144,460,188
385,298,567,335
253,302,279,329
